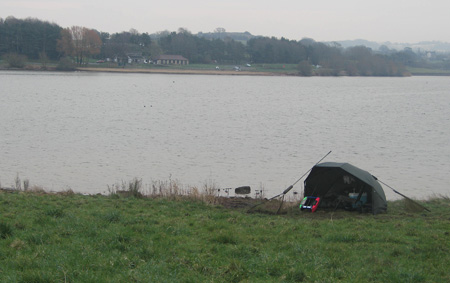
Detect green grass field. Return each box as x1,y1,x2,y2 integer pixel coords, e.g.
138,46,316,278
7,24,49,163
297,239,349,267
82,62,300,75
406,67,450,76
0,189,448,282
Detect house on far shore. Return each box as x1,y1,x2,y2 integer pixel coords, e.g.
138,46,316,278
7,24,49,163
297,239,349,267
154,55,189,65
127,53,146,64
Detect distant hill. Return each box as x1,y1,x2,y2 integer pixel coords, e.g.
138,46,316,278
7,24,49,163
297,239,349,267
333,39,450,53
149,29,450,53
331,39,381,50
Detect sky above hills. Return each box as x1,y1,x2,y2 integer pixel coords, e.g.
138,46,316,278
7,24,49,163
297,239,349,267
2,0,450,43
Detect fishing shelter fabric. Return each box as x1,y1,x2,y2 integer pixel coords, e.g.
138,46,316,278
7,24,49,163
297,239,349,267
304,162,387,214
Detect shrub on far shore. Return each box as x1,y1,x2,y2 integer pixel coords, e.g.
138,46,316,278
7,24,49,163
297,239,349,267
3,53,27,68
297,60,312,76
56,57,75,71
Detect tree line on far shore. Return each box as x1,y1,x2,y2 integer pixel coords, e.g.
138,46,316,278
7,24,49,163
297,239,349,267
0,16,436,76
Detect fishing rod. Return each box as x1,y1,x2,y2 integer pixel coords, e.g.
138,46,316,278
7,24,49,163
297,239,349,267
248,150,332,212
373,176,431,212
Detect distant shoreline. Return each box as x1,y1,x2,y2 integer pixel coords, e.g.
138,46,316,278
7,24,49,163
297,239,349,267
0,65,288,76
2,65,449,76
77,67,282,76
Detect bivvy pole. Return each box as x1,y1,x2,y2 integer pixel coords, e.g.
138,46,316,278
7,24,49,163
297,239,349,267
248,150,332,213
374,176,431,212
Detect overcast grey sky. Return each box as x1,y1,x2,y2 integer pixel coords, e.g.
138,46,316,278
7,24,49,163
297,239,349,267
2,0,450,43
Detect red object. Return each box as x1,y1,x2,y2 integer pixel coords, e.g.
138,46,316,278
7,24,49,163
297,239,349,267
311,197,320,212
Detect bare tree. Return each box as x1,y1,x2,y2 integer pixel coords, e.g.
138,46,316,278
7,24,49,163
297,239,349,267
57,26,102,65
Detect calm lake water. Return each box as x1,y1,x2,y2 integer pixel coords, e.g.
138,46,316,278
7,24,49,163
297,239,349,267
1,70,449,200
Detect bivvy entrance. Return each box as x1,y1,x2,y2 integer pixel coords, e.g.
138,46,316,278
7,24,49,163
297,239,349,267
303,162,387,214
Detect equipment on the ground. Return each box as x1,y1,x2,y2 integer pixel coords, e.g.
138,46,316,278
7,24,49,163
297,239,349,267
299,196,321,212
303,162,388,214
247,151,332,213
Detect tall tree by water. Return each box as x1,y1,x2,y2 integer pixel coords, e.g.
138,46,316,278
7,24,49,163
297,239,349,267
57,26,102,65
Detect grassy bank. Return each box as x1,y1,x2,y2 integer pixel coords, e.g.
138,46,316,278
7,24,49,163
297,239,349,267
3,60,450,77
0,189,448,282
77,62,300,76
407,66,450,76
